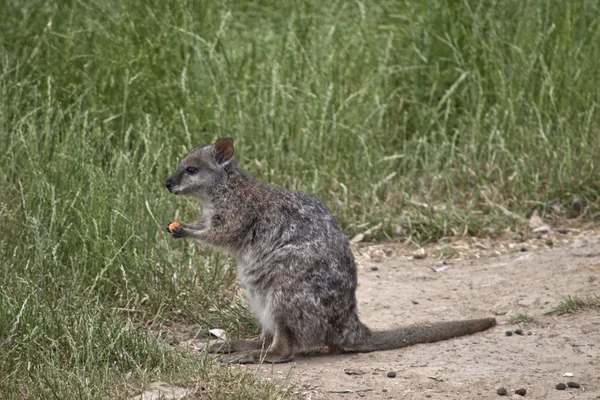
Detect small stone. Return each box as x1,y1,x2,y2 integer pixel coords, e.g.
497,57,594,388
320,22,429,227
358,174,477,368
514,329,523,335
517,296,538,307
505,331,513,336
567,382,580,388
413,248,427,259
411,299,419,305
515,388,526,396
545,239,553,247
572,197,582,214
556,383,566,390
520,247,527,252
370,266,378,271
344,368,366,375
350,233,364,243
563,372,574,377
393,224,405,237
528,210,544,229
383,248,393,256
382,388,388,392
496,387,508,396
550,203,563,214
387,371,396,378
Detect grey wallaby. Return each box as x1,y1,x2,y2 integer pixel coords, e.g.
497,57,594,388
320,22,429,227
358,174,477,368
165,137,496,364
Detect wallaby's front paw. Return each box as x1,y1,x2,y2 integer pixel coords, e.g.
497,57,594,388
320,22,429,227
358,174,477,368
167,221,186,238
171,225,186,238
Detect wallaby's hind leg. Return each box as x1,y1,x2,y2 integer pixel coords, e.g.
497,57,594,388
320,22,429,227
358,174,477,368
218,328,295,364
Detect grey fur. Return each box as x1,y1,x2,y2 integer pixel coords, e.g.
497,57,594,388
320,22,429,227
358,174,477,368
165,138,495,363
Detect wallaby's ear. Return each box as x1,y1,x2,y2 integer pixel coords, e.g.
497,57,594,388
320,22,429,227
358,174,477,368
214,137,234,164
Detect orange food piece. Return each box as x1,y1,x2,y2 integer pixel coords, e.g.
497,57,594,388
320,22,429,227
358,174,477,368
168,221,181,232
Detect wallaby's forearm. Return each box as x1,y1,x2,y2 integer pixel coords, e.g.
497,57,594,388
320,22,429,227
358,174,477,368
170,220,238,247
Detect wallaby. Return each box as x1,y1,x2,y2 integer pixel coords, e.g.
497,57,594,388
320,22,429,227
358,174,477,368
165,137,496,364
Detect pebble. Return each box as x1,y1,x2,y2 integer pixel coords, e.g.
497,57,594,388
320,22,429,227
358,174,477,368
411,299,419,305
556,383,566,390
515,388,526,396
567,382,580,388
413,248,427,259
370,266,378,271
514,329,523,335
387,371,396,378
496,387,508,396
393,224,405,237
505,331,513,336
572,197,582,214
517,296,538,307
520,247,527,252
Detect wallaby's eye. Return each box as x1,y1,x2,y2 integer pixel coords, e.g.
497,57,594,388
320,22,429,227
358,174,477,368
185,167,198,175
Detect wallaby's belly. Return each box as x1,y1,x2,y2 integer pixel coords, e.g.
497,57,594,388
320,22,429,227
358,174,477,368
237,261,276,336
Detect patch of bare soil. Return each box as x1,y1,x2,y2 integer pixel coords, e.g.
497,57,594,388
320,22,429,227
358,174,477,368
183,228,600,399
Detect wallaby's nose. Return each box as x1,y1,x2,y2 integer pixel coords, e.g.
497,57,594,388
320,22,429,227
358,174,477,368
165,178,172,190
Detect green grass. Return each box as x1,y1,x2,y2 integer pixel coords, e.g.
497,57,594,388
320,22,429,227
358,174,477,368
1,0,600,397
548,295,600,315
509,313,534,324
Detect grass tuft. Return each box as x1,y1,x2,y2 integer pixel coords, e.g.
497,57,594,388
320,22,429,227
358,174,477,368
548,295,600,315
508,313,534,324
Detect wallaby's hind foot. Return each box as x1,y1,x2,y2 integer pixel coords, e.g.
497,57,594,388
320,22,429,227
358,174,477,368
219,328,296,364
218,350,294,364
203,337,272,354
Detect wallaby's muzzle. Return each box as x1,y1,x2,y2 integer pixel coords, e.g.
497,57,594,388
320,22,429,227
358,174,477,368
165,176,181,194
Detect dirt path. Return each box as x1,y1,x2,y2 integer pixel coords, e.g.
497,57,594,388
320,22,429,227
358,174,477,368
235,232,600,399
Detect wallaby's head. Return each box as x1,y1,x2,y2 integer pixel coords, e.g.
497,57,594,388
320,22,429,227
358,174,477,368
165,137,235,198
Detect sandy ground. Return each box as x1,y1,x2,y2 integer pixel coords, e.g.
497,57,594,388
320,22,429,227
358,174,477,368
174,227,600,399
225,229,600,399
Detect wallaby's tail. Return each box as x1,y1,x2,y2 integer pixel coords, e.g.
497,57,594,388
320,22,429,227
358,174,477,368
349,317,496,352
